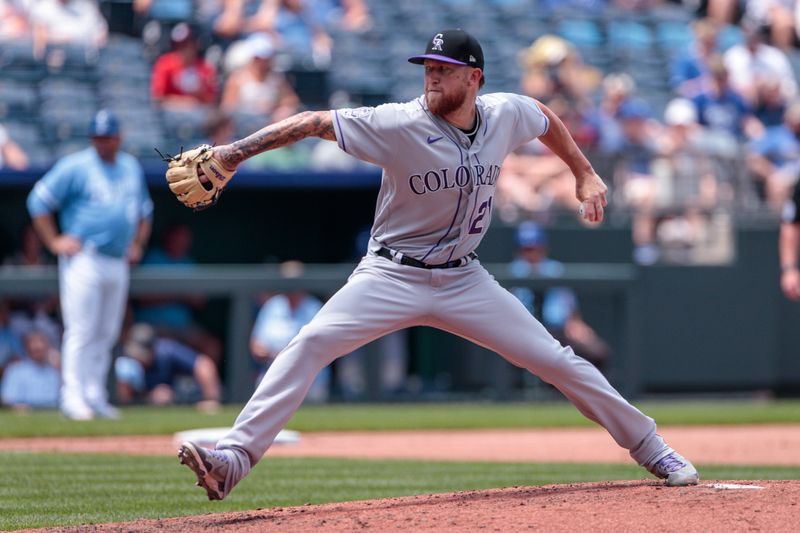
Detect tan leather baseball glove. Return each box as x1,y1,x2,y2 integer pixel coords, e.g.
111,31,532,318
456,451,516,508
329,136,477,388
163,144,236,210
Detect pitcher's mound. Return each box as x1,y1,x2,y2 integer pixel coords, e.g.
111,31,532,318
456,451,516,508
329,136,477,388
84,480,799,532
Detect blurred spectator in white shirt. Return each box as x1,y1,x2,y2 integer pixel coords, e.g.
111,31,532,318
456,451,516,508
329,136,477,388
653,98,733,263
745,0,798,50
724,19,797,104
29,0,108,59
221,33,299,122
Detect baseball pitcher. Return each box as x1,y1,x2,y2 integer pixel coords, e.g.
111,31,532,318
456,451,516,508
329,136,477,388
173,29,699,500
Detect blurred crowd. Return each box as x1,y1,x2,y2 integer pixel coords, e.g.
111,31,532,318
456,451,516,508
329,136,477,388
494,3,800,264
0,0,373,170
0,1,798,264
4,1,800,411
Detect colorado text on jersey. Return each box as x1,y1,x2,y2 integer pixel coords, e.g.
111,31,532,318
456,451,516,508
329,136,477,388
408,164,501,195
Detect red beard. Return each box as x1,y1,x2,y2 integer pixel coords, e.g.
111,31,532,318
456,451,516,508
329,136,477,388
426,85,468,117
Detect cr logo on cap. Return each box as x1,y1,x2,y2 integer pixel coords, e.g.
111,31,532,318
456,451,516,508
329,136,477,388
432,33,444,51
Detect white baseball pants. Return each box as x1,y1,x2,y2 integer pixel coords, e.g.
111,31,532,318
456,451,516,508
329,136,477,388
59,249,128,414
218,255,665,481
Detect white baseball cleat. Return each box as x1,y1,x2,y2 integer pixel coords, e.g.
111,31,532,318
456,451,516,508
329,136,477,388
647,450,700,486
178,441,230,501
60,402,94,421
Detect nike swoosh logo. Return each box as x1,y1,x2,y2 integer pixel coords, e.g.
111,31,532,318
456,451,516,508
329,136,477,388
427,135,443,144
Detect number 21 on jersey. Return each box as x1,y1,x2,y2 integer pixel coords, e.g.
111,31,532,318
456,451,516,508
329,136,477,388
468,196,493,235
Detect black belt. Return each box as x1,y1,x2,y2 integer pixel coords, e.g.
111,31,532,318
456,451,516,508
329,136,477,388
376,247,477,269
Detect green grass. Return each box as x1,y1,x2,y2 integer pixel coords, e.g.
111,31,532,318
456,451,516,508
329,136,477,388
1,400,799,438
1,401,798,530
1,452,798,531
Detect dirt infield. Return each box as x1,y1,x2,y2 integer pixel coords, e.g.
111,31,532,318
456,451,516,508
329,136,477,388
43,481,800,532
3,424,800,465
7,425,800,531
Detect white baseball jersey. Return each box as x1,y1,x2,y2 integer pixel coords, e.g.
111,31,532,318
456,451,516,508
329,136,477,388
332,93,548,264
212,94,671,499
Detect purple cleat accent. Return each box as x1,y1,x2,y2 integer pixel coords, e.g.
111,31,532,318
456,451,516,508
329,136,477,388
647,450,700,487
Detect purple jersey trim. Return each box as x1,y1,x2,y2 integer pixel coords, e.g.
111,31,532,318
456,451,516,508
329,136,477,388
456,153,485,262
428,188,463,262
445,152,480,262
465,188,481,236
446,153,484,262
333,110,347,153
417,98,466,262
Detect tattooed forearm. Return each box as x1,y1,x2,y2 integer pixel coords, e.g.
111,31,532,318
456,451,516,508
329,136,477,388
217,111,335,168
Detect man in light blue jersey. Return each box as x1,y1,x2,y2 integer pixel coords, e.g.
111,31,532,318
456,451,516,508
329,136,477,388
27,110,153,420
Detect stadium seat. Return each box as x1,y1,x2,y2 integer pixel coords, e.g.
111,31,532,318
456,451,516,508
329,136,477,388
2,122,42,148
486,0,531,14
557,19,604,48
655,21,694,53
39,79,96,105
161,108,210,143
53,140,90,159
40,99,97,139
98,80,153,108
25,146,53,168
0,81,39,117
0,39,37,69
607,21,654,50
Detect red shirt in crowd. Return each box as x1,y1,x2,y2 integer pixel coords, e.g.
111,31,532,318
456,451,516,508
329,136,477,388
151,51,218,105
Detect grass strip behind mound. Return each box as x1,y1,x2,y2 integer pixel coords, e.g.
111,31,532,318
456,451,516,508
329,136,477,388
1,452,799,530
1,400,799,438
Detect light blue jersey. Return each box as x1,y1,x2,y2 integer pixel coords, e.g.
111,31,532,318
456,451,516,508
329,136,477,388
1,359,60,408
27,147,153,258
252,294,323,354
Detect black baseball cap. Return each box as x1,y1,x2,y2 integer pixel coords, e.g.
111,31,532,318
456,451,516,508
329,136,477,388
408,29,484,70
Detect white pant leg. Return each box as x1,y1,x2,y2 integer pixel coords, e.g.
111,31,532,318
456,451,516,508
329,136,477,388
59,251,104,413
430,261,657,460
218,256,431,466
84,256,128,408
